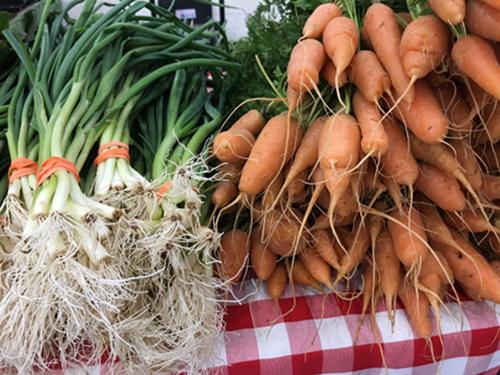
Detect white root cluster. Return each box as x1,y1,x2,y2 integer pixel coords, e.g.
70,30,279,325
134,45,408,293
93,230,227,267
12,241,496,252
0,156,226,374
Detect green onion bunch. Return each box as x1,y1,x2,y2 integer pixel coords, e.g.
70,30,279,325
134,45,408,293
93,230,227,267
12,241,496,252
0,0,238,373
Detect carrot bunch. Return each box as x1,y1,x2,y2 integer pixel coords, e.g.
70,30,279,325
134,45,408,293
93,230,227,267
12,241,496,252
212,0,500,340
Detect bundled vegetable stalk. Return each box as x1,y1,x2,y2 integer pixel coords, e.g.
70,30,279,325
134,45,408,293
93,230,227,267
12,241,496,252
0,0,238,373
214,0,500,344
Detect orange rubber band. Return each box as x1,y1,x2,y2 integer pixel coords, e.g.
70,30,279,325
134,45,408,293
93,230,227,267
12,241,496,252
8,158,38,185
36,157,80,186
156,181,172,199
94,141,130,166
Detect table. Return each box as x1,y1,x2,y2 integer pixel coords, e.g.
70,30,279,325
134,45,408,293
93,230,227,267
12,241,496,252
62,279,499,374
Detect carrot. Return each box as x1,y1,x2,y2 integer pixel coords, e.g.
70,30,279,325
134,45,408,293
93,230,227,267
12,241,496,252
337,223,370,279
375,230,401,325
482,175,500,201
323,16,359,79
445,208,493,233
288,258,322,291
476,143,500,172
363,4,414,104
465,0,500,42
463,80,494,115
415,162,466,211
287,86,303,112
450,139,482,192
363,161,386,193
476,104,500,144
313,228,341,269
396,79,449,144
299,247,333,289
319,115,361,224
231,109,266,136
409,136,478,196
213,129,255,165
352,90,389,157
335,184,359,218
267,263,288,300
399,282,433,338
427,0,466,24
282,116,325,193
435,233,500,303
434,82,473,136
250,229,277,281
239,113,303,196
349,50,391,103
361,261,378,321
321,59,348,88
417,199,460,249
220,229,250,282
452,35,500,100
381,119,419,186
388,207,429,270
211,181,238,208
287,39,326,93
286,169,307,200
400,15,451,79
262,208,306,257
302,3,342,39
488,232,500,253
419,252,453,306
368,201,387,250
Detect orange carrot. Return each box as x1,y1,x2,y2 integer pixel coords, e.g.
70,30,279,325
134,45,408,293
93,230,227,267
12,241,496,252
445,208,493,233
476,104,500,144
323,16,359,79
363,4,414,104
287,86,303,112
288,258,322,291
465,0,500,42
476,143,500,172
302,3,342,39
491,260,500,277
321,59,348,88
417,199,459,248
452,35,500,100
419,252,453,299
482,175,500,201
463,80,494,115
286,169,307,199
427,0,465,24
250,229,277,281
211,181,238,208
361,261,378,321
350,50,391,103
400,15,451,79
433,82,473,134
262,171,284,211
478,0,500,11
231,109,266,135
375,230,401,324
299,247,333,289
382,176,403,213
213,129,255,165
218,163,241,184
262,209,306,257
388,207,429,269
450,139,482,192
435,233,500,303
415,162,466,211
220,229,250,282
239,113,303,196
352,90,389,157
283,116,325,191
396,79,449,144
288,39,326,93
399,282,433,338
313,228,341,269
267,263,288,300
381,119,419,186
337,223,370,279
319,114,361,214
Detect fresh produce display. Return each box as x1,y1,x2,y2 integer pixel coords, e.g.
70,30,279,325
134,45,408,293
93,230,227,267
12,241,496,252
0,0,238,373
213,0,500,346
0,0,498,373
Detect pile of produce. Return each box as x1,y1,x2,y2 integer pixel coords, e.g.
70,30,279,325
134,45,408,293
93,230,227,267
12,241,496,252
214,0,500,343
0,0,239,373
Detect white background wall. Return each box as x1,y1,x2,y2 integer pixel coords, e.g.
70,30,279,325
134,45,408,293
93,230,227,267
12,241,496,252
66,0,260,41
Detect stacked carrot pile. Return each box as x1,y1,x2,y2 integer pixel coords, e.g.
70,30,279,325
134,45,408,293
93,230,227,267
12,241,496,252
212,0,500,339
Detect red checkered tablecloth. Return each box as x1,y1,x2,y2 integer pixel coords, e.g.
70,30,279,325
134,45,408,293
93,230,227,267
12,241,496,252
62,280,499,374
